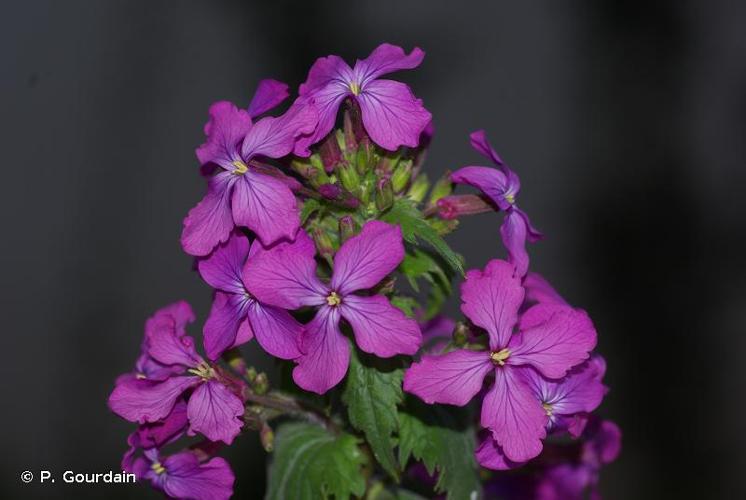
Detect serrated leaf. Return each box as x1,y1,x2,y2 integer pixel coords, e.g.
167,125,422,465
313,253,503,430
267,422,367,500
398,399,482,500
342,349,403,480
381,199,464,276
301,198,322,224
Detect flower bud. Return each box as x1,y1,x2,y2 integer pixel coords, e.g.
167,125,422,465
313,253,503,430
453,321,469,346
428,171,453,205
318,183,341,200
376,153,400,177
391,160,413,193
337,162,361,193
355,138,374,175
245,366,258,383
436,194,493,220
407,174,429,202
344,100,365,150
309,154,330,187
339,216,357,244
319,134,342,173
375,178,394,211
260,423,275,452
313,227,335,260
253,372,269,395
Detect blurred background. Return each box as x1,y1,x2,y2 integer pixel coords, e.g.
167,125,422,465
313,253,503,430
2,0,745,498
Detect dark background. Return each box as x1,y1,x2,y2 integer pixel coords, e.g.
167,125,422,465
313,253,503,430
2,1,745,498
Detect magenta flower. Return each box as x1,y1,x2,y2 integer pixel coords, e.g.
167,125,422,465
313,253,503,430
125,447,234,500
181,85,317,256
298,43,432,151
197,230,303,361
450,131,542,276
109,302,245,444
403,259,596,464
244,220,422,394
476,355,607,470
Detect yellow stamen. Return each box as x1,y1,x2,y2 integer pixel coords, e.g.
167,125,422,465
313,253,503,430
326,291,342,307
187,362,215,380
542,402,553,416
232,160,249,175
135,372,146,380
490,348,511,366
504,193,516,205
151,462,166,475
349,81,361,96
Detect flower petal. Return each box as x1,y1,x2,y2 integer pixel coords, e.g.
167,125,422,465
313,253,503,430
500,209,529,277
240,100,318,160
203,291,253,361
357,79,432,150
231,170,300,246
162,452,235,500
481,366,547,463
196,101,253,169
187,380,244,444
331,220,404,294
246,301,303,360
197,231,249,294
243,230,327,309
295,89,349,153
508,304,597,379
341,294,422,357
475,433,523,471
460,259,524,351
109,376,200,424
292,307,349,394
523,272,568,307
147,326,202,368
131,399,188,449
450,166,510,211
248,79,289,118
181,172,236,257
145,301,195,338
353,43,425,85
299,54,354,95
522,358,605,419
469,130,505,167
403,349,492,405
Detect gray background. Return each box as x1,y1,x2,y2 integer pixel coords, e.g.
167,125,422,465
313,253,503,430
2,0,745,498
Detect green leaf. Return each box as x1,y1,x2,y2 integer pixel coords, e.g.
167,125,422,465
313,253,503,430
342,349,404,480
398,399,482,500
267,422,367,500
381,199,464,276
301,198,322,224
390,296,419,318
398,248,453,320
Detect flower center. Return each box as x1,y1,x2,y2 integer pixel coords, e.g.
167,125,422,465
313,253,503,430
232,160,249,175
326,291,342,307
490,348,511,366
504,193,516,205
187,361,215,380
151,461,166,475
349,81,361,96
542,402,553,416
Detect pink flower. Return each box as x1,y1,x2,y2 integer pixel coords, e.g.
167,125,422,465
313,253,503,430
298,43,432,151
403,259,596,464
244,220,422,394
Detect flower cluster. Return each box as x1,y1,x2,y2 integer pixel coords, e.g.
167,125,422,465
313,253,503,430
109,43,619,499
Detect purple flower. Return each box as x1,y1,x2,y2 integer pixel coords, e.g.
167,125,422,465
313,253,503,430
403,259,596,464
298,43,432,151
197,230,303,361
534,418,622,500
181,85,318,256
109,302,245,444
244,220,422,394
125,447,234,500
523,272,569,308
476,355,607,470
450,131,542,276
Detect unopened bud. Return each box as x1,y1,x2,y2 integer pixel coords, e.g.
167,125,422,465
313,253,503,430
428,171,453,205
344,100,365,150
260,423,275,452
309,155,330,187
253,372,269,395
391,160,413,193
319,134,342,173
453,321,469,346
313,227,335,260
376,153,401,176
339,216,357,244
407,174,430,202
375,178,394,211
318,183,341,200
337,162,361,193
245,366,258,383
355,138,374,175
436,194,493,220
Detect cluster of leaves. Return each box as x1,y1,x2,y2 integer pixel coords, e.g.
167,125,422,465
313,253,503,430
264,128,481,499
